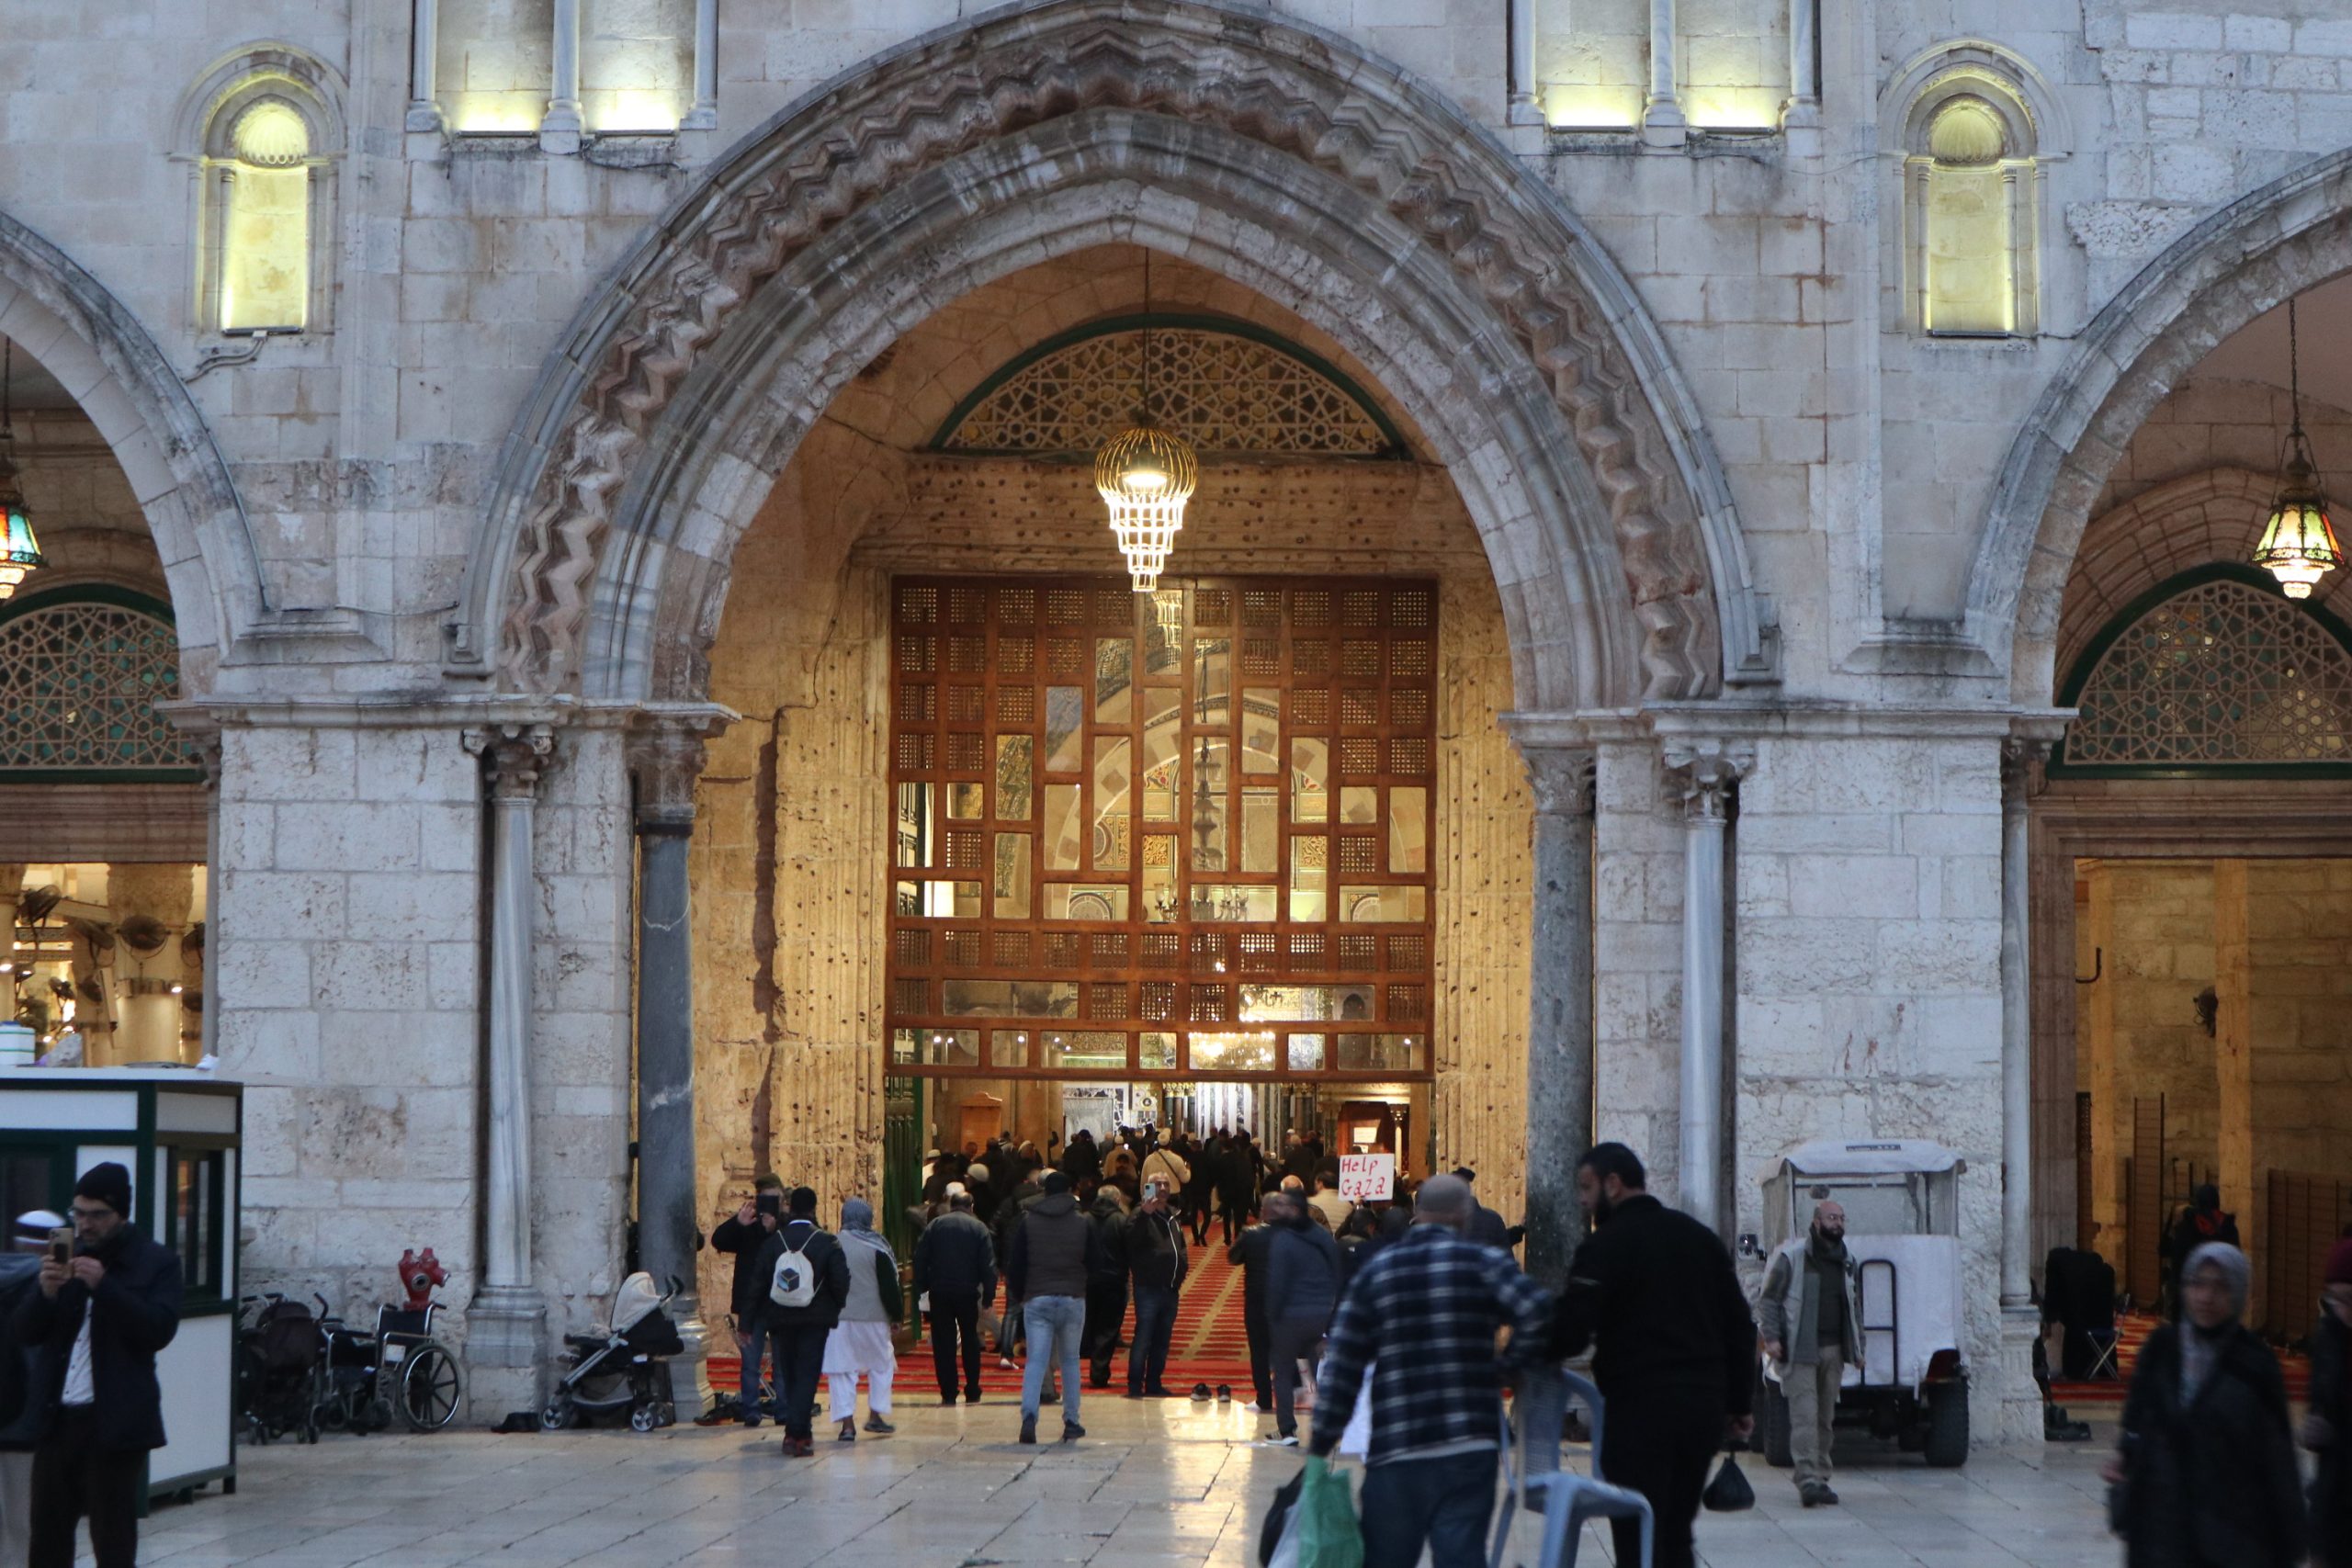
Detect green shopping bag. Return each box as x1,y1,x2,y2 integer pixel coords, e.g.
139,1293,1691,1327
1295,1456,1364,1568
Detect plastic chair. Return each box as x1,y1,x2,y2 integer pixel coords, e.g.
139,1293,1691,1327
1490,1366,1655,1568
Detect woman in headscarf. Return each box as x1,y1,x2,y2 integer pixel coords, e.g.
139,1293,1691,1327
822,1199,903,1442
2107,1241,2303,1566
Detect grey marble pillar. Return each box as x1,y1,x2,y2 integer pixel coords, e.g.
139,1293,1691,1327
1520,745,1596,1291
541,0,584,152
465,724,553,1392
1998,738,2044,1308
1642,0,1687,144
1668,741,1748,1235
405,0,446,133
629,725,715,1415
682,0,719,130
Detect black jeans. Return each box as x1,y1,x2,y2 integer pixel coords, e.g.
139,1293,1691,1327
29,1406,141,1568
929,1292,983,1400
1244,1308,1272,1405
1597,1396,1721,1568
769,1323,831,1439
1083,1278,1127,1384
1360,1449,1496,1568
1269,1315,1324,1438
1129,1284,1179,1393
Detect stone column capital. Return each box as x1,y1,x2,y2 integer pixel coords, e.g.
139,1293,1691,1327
1663,739,1753,820
1519,744,1596,818
2000,735,2051,802
466,722,555,801
628,727,708,832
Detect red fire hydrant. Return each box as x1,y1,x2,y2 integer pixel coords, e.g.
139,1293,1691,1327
398,1247,448,1311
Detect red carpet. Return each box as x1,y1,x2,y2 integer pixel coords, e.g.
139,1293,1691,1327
2052,1312,2312,1406
710,1235,1263,1398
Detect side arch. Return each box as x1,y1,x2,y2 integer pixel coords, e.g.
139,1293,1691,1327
1969,146,2352,702
0,209,263,694
459,0,1770,706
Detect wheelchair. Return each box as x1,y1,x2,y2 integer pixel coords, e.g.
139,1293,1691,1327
316,1300,466,1434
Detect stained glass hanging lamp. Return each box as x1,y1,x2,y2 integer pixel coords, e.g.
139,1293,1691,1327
0,343,45,603
1095,254,1198,592
2252,297,2342,600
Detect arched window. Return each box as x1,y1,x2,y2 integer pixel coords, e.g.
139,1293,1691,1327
2055,568,2352,775
0,588,204,782
184,53,341,337
1899,63,2045,337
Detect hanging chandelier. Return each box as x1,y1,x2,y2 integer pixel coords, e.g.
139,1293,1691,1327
0,344,43,603
2251,297,2341,599
1096,254,1198,593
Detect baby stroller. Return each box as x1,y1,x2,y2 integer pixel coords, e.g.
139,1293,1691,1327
540,1272,686,1433
236,1292,325,1444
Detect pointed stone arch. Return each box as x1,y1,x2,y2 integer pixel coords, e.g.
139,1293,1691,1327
0,208,263,693
458,0,1769,710
1970,145,2352,703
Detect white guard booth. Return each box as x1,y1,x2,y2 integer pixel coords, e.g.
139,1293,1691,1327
0,1070,240,1504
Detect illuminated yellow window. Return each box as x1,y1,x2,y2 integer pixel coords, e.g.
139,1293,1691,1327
219,101,310,333
1904,81,2040,338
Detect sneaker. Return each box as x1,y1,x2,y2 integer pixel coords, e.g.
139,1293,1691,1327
1061,1421,1086,1443
965,1389,984,1404
999,1356,1018,1371
1216,1385,1233,1403
837,1418,857,1443
1019,1416,1038,1445
865,1416,895,1435
1190,1383,1213,1402
1267,1433,1299,1447
940,1395,959,1407
1243,1402,1264,1415
1815,1486,1839,1506
1799,1483,1836,1507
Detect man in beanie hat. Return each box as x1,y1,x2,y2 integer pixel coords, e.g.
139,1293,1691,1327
14,1162,180,1567
2304,1235,2352,1567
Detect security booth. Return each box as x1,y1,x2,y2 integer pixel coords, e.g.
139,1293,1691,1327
0,1070,240,1503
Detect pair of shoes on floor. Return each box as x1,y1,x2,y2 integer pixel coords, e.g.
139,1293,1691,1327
837,1419,857,1443
1798,1483,1839,1507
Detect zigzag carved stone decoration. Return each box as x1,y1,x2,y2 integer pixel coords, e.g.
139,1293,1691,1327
500,0,1720,697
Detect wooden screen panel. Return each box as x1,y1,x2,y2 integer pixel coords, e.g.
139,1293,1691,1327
887,575,1438,1079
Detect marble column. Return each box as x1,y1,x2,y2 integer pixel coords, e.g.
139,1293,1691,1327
681,0,719,130
465,723,553,1395
1668,741,1747,1235
1507,0,1542,125
629,724,715,1416
1782,0,1821,131
1520,745,1596,1291
1642,0,1688,145
405,0,446,133
541,0,585,152
1997,738,2045,1440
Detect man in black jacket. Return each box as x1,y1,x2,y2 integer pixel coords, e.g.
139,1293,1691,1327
1082,1189,1130,1390
1007,1172,1102,1444
1227,1206,1277,1409
711,1174,784,1424
1125,1182,1190,1398
910,1188,995,1404
15,1162,180,1568
1550,1145,1755,1568
752,1187,852,1458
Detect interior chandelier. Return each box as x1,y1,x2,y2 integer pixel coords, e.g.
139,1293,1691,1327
0,343,44,603
2251,297,2342,599
1096,255,1199,592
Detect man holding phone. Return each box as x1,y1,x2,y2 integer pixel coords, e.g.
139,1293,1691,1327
13,1162,181,1568
713,1176,786,1425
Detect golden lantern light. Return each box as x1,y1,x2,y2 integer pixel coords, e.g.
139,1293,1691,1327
2252,298,2342,600
1094,421,1197,592
0,343,42,603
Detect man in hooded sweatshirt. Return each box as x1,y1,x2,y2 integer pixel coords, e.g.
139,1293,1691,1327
15,1162,180,1568
1261,1191,1342,1445
1007,1171,1102,1445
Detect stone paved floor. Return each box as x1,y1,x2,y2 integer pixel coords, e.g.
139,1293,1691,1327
126,1399,2123,1568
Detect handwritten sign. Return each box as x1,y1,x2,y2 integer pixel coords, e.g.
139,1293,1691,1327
1338,1152,1395,1204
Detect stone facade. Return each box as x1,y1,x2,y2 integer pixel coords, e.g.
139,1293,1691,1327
3,0,2350,1439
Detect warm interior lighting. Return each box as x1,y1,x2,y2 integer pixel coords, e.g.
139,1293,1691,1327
0,344,44,604
1094,423,1198,592
1683,88,1781,130
2253,298,2343,599
1543,86,1642,129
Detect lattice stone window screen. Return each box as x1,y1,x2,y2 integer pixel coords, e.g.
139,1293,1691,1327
938,324,1393,457
2065,575,2352,767
0,597,201,776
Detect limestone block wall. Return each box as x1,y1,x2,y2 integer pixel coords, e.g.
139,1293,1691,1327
1592,742,1685,1188
1733,732,2006,1432
214,722,486,1333
2247,860,2352,1181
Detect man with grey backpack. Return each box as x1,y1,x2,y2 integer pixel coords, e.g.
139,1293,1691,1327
752,1187,850,1458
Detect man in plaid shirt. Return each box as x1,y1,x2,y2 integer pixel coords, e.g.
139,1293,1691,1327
1309,1175,1554,1568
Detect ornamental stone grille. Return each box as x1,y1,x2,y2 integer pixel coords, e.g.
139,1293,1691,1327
2065,575,2352,767
0,597,200,776
937,326,1392,457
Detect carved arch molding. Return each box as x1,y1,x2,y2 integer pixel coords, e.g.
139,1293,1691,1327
489,0,1742,702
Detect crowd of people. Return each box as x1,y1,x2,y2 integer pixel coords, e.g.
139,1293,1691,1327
708,1130,2352,1568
